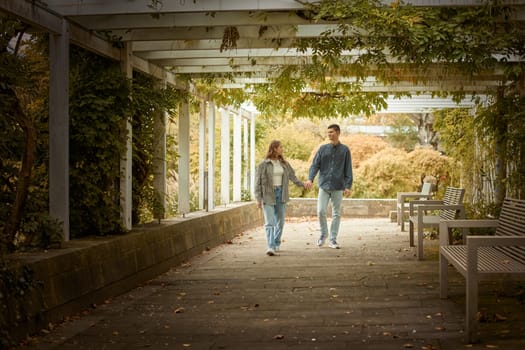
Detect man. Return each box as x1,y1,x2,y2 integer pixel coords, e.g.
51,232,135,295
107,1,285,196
304,124,353,249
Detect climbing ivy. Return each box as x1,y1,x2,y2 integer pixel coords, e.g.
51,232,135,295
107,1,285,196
131,72,184,224
69,46,131,237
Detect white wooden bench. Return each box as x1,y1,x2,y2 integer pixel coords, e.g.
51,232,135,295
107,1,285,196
396,182,433,232
409,186,465,260
439,198,525,343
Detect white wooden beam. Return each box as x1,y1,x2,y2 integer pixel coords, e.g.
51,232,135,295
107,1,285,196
42,0,525,16
70,11,315,30
41,0,307,16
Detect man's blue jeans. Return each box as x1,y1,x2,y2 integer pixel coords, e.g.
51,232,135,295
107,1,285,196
262,186,286,250
317,188,343,242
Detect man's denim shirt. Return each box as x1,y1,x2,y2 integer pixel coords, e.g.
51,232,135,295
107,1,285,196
308,142,353,191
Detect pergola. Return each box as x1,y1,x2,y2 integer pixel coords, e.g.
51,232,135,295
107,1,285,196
1,0,523,241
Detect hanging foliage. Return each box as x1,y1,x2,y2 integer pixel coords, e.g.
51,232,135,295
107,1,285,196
194,1,524,118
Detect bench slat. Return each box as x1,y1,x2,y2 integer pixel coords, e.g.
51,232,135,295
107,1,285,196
441,246,525,274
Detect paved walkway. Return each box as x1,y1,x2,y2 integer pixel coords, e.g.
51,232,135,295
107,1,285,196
15,218,525,350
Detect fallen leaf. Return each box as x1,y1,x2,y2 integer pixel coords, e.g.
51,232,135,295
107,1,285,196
494,313,507,321
403,344,414,348
174,307,185,313
273,334,284,340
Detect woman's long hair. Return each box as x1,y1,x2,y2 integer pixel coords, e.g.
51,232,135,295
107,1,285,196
265,140,286,163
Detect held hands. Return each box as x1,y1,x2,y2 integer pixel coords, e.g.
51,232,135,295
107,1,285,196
304,180,313,190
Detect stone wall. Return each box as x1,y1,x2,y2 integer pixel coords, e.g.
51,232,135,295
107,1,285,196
286,198,396,217
7,202,263,341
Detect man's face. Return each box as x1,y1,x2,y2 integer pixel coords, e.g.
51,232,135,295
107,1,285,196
327,128,339,143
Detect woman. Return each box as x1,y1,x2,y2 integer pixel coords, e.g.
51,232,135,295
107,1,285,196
255,140,306,256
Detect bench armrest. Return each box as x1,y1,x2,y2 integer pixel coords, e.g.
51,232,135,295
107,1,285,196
416,204,465,221
439,219,499,245
398,193,432,202
409,200,443,214
467,235,525,247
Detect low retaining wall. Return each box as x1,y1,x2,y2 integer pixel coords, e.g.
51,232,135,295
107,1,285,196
6,202,263,341
286,198,396,217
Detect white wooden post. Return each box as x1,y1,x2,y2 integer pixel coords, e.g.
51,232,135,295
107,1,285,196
243,115,249,193
220,109,230,205
250,112,256,197
198,100,206,210
178,98,191,216
49,18,70,240
207,101,216,210
233,110,242,202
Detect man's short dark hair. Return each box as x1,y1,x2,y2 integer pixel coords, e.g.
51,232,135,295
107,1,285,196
327,124,340,133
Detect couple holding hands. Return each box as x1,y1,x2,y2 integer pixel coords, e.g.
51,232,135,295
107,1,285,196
255,124,353,256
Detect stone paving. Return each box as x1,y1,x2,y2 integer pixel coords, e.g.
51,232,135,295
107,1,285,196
14,218,525,350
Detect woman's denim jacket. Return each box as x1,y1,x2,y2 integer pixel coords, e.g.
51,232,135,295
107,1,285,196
255,158,304,205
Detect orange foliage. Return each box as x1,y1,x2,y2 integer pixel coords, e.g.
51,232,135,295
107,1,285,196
307,134,388,169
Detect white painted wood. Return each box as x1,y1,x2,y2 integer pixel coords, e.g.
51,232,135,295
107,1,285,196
43,0,508,16
220,109,230,205
243,116,249,193
198,100,206,210
250,112,256,197
233,111,242,202
208,101,216,210
178,98,191,215
119,42,133,231
49,18,70,241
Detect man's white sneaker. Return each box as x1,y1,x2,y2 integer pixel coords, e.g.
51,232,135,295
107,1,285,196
317,238,326,247
328,241,340,249
266,249,276,256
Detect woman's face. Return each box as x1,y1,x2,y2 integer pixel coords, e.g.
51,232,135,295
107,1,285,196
275,144,283,156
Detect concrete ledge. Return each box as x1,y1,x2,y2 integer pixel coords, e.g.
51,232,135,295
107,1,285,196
286,198,396,217
6,202,263,340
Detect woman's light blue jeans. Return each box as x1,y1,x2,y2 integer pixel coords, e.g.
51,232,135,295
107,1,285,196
262,186,286,250
317,188,343,243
